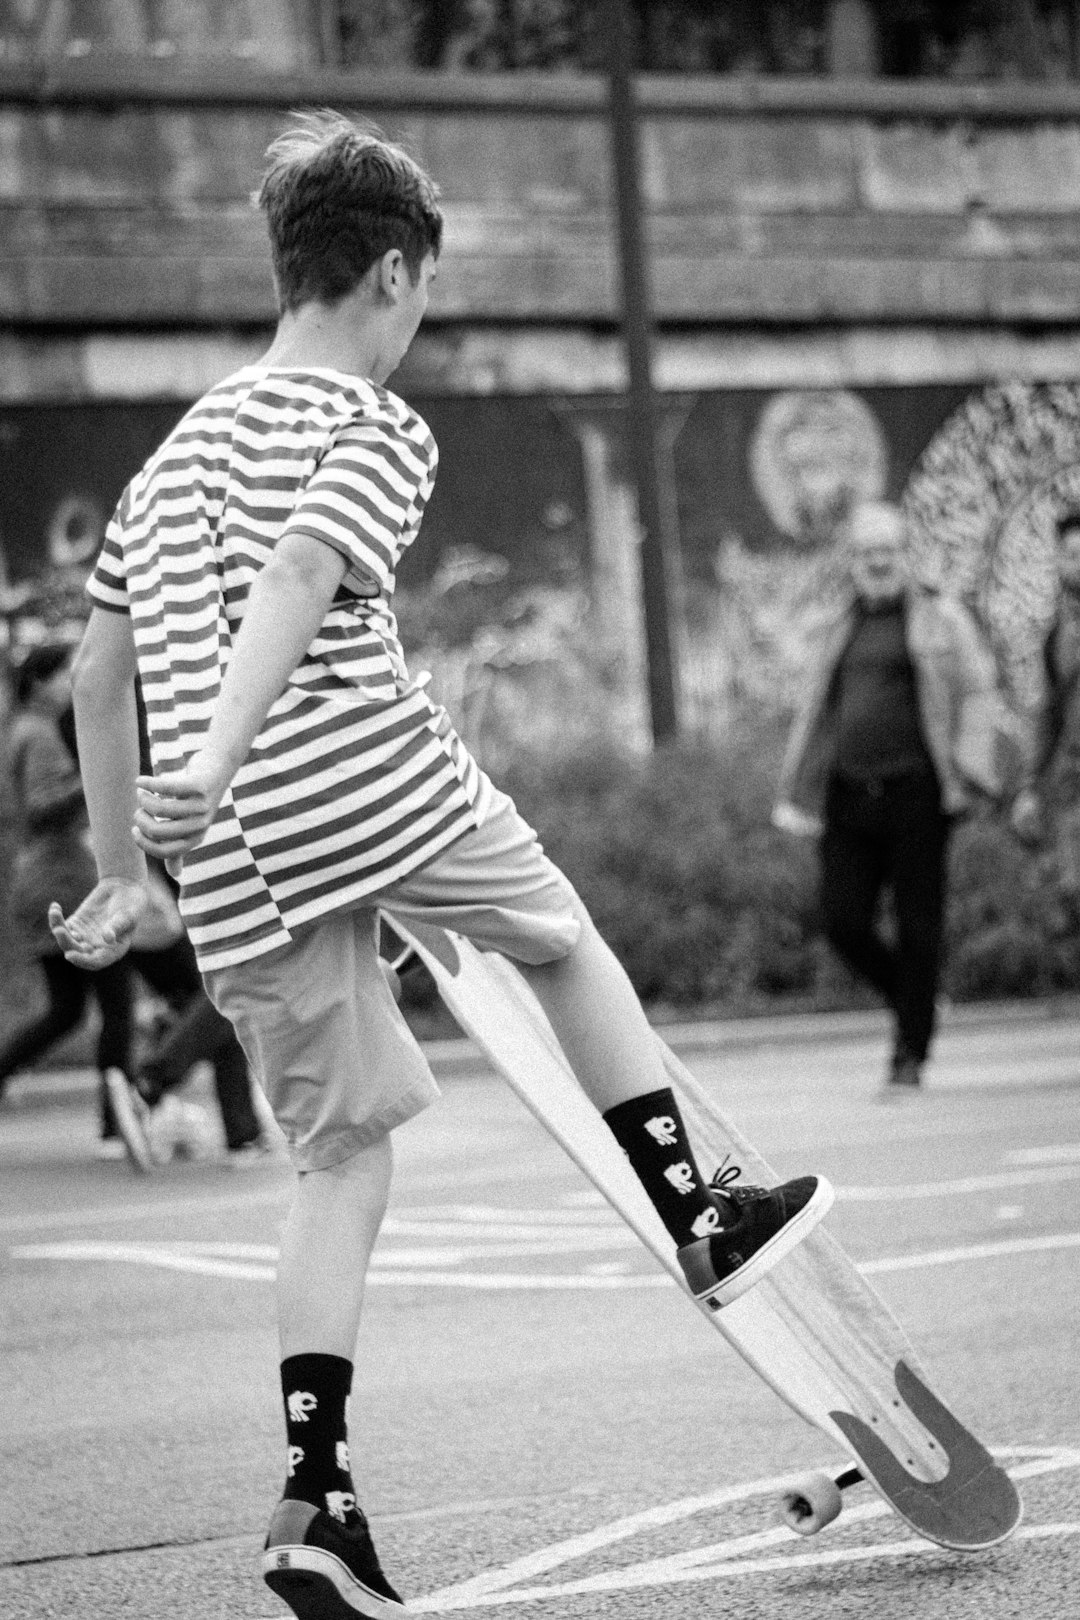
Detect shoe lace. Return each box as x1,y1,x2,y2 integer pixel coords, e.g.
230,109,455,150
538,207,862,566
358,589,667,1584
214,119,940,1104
709,1155,742,1196
709,1155,763,1208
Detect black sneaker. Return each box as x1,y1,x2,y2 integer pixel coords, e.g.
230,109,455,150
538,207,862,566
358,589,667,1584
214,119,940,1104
102,1068,155,1174
262,1498,405,1619
676,1164,834,1308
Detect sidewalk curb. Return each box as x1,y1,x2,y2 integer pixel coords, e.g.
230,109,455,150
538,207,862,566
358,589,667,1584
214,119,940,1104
7,994,1080,1106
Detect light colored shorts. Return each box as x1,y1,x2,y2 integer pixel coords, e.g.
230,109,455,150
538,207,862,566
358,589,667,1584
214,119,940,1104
204,790,581,1172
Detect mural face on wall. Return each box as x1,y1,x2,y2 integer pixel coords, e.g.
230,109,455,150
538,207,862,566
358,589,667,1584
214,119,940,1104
689,388,890,723
671,383,969,732
750,389,888,549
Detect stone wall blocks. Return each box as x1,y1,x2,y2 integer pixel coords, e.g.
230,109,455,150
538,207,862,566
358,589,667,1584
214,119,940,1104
856,122,978,213
971,124,1080,212
20,109,169,201
413,112,609,208
646,118,857,209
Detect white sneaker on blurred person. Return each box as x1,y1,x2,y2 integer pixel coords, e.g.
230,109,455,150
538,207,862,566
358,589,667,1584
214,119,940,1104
146,1093,218,1164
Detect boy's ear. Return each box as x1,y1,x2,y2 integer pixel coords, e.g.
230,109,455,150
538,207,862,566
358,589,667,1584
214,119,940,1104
375,249,406,302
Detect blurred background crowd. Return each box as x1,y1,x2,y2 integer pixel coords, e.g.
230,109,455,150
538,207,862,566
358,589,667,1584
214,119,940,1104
3,0,1080,1146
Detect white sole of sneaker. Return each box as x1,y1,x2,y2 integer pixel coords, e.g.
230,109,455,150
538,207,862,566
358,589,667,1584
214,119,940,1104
102,1068,154,1174
262,1544,406,1619
702,1176,836,1310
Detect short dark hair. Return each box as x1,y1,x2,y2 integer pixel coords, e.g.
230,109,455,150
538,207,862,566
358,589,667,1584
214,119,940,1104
14,643,69,706
257,110,444,314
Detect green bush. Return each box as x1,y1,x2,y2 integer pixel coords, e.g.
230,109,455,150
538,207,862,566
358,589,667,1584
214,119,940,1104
500,735,831,1010
945,809,1080,1001
494,736,1080,1014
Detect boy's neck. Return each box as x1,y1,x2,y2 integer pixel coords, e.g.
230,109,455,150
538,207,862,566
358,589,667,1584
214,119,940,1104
260,299,390,385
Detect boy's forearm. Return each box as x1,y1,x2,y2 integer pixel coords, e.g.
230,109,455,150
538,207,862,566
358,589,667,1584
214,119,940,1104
75,673,147,884
201,543,345,782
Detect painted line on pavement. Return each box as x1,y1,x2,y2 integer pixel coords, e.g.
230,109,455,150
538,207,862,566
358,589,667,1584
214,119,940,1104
5,1152,1079,1245
408,1445,1080,1610
861,1230,1080,1275
0,1185,290,1237
839,1165,1080,1199
1006,1144,1080,1165
11,1228,1080,1289
411,1525,1080,1608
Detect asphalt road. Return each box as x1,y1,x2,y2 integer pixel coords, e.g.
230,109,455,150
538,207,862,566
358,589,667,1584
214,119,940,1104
1,1009,1079,1620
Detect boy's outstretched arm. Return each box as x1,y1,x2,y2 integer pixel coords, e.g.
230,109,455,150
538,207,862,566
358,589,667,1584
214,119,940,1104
132,531,348,861
48,606,148,969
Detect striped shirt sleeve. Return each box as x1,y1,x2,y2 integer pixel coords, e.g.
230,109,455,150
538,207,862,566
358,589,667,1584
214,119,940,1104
281,419,433,598
86,511,130,614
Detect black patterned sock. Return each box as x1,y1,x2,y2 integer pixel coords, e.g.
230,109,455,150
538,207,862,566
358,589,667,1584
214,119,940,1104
603,1087,726,1244
281,1353,362,1525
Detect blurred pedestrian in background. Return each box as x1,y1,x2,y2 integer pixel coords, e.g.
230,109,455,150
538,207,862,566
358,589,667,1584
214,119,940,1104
774,499,1014,1093
54,696,266,1170
0,642,135,1150
1010,509,1080,910
126,917,270,1169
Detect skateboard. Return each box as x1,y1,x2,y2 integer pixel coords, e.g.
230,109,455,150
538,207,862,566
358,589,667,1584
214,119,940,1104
383,913,1022,1554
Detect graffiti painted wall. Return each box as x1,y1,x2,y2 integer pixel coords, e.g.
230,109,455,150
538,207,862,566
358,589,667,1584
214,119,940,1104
10,381,1064,754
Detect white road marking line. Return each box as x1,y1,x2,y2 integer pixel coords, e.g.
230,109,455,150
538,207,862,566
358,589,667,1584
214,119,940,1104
861,1231,1080,1274
410,1447,1080,1610
9,1242,276,1282
6,1240,661,1290
838,1165,1080,1198
412,1525,1080,1608
390,1206,619,1227
0,1186,289,1236
3,1160,1078,1244
369,1271,665,1290
12,1229,1080,1287
1006,1144,1080,1165
417,1470,812,1605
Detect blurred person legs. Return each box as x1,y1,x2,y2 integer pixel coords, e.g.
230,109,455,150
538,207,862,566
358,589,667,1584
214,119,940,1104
820,767,950,1090
128,935,264,1162
0,953,89,1092
0,950,136,1155
91,957,137,1151
142,991,264,1158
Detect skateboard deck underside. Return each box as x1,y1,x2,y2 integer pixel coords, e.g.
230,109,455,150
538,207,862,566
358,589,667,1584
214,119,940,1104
386,915,1021,1551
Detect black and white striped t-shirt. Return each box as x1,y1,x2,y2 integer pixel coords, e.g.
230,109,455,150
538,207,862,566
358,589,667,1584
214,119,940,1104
88,366,487,971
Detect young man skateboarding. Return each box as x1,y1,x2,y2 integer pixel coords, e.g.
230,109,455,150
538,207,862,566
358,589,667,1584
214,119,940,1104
49,112,833,1620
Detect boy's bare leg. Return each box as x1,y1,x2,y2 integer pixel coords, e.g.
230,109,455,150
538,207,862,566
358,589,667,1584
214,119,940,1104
518,901,671,1113
267,1133,405,1611
277,1135,393,1359
520,898,833,1305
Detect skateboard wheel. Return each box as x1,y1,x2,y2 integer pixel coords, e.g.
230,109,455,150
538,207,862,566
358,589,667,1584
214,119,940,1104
780,1471,844,1536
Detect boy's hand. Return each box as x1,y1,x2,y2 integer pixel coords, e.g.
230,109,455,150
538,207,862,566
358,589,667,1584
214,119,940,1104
133,751,233,858
49,878,147,969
